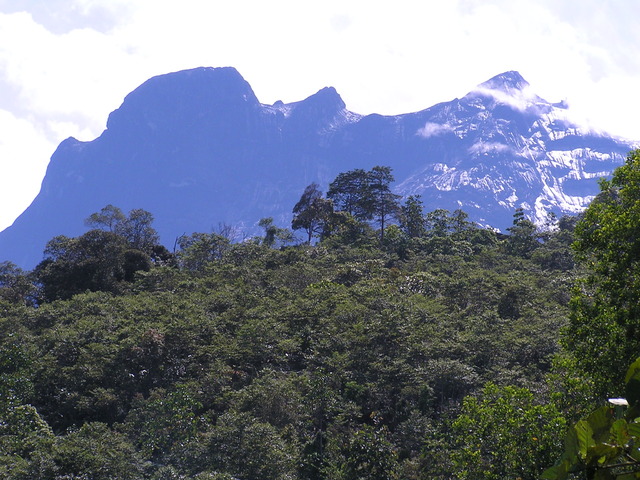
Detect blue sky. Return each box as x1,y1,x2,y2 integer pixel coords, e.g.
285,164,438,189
1,0,638,231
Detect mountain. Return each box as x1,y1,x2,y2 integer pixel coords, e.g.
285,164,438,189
0,67,635,268
394,71,633,227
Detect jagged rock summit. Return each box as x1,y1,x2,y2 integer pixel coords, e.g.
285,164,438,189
0,67,635,267
477,70,530,92
396,71,632,228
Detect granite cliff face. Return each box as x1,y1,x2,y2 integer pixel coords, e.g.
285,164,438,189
393,71,630,227
0,67,634,267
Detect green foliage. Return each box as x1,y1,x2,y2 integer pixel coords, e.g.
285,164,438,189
0,334,35,407
452,383,566,480
323,422,400,480
258,217,295,247
327,168,372,220
0,262,36,306
327,166,400,241
320,211,378,248
0,191,585,478
425,208,456,236
0,340,53,474
0,421,142,480
531,215,577,271
185,410,297,480
543,358,640,480
504,207,540,257
177,232,231,271
35,230,150,301
118,208,160,252
32,204,168,302
368,166,401,241
400,195,426,238
124,384,203,458
565,149,640,397
87,205,160,253
50,422,144,480
292,183,336,243
85,204,127,232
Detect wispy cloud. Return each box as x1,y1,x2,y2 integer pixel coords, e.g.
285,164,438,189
416,122,453,138
469,86,542,113
468,141,512,155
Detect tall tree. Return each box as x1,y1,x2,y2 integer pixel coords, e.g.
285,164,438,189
400,195,426,238
291,183,335,244
368,166,401,242
85,206,159,253
504,208,539,257
327,169,372,220
258,217,294,248
115,209,159,253
451,209,472,234
34,230,151,302
85,205,126,232
453,383,565,480
177,232,231,271
425,209,454,236
0,261,36,306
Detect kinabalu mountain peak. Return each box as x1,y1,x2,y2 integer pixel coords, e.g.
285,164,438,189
476,70,530,93
396,71,628,227
0,67,634,267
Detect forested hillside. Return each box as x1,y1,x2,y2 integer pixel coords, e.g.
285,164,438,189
2,154,640,479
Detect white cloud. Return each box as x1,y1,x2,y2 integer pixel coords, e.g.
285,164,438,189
0,109,54,231
417,122,453,138
0,11,138,136
470,86,541,113
468,141,512,155
560,75,640,142
0,0,131,32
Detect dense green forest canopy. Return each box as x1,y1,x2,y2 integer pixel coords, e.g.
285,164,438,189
1,154,639,479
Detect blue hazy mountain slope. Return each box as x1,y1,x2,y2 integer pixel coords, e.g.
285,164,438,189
0,67,634,267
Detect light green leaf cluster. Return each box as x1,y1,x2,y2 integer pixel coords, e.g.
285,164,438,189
544,358,640,480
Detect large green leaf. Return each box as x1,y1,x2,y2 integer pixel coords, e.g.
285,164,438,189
611,419,630,446
616,473,640,480
588,443,621,465
625,358,640,406
593,469,616,480
628,422,640,439
588,407,616,444
575,418,595,460
629,437,640,462
627,380,640,408
624,358,640,385
543,425,582,480
563,423,580,460
625,405,640,422
541,459,572,480
576,407,615,461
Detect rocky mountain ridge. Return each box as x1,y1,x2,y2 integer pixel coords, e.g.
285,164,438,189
0,67,634,267
397,70,629,226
